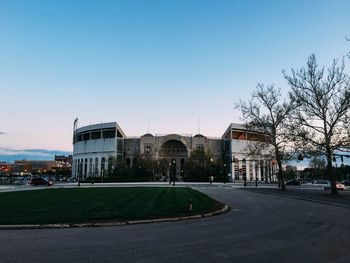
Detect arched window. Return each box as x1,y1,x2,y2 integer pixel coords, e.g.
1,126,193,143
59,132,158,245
108,157,113,175
89,158,93,177
180,158,185,170
242,159,247,180
74,160,78,177
95,158,99,177
101,157,106,176
84,158,88,178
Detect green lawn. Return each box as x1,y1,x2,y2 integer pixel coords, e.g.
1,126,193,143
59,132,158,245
0,187,224,225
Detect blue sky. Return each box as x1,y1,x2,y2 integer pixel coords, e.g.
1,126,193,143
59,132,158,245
1,0,350,159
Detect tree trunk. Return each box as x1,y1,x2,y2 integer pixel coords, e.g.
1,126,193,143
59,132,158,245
277,159,286,191
275,146,286,191
326,148,338,195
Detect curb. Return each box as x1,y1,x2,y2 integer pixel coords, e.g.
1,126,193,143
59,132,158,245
0,205,230,230
244,189,350,209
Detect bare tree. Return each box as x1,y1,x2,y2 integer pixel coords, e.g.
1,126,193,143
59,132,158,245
309,156,326,170
235,84,296,190
284,54,350,194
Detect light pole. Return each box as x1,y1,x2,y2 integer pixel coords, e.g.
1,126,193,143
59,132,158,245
168,162,171,185
78,162,81,187
255,162,258,187
223,163,227,183
172,159,176,186
209,158,214,184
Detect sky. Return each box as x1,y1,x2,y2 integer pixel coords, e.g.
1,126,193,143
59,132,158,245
0,0,350,160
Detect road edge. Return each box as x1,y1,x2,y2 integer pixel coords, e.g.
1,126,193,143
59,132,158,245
0,204,230,230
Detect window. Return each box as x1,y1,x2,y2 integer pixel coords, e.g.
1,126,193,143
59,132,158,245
117,138,123,154
83,133,90,141
196,144,204,151
108,157,114,175
91,131,101,139
144,144,152,154
117,129,123,138
102,129,116,139
101,157,106,176
94,158,99,176
84,159,88,177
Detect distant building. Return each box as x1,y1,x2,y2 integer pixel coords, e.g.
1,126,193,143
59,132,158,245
72,122,278,182
10,156,72,175
54,155,72,165
13,160,57,174
0,162,11,174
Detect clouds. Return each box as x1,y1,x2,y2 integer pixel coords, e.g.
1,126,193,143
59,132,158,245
0,148,71,162
0,132,5,135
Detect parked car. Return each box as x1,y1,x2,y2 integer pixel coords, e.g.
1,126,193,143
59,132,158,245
314,180,330,187
341,180,350,186
29,177,53,186
319,180,345,190
285,179,301,186
335,182,345,190
13,178,29,185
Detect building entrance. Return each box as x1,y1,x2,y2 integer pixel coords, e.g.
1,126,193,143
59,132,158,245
159,140,188,179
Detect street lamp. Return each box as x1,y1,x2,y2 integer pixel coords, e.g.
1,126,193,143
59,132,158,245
168,162,171,185
209,158,214,184
255,162,258,187
223,163,227,183
78,163,81,187
172,159,176,186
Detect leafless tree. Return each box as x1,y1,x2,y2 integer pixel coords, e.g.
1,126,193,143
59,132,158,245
309,156,326,170
284,54,350,194
235,84,296,190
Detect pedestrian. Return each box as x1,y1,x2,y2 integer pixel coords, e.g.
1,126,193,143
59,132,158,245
187,199,192,212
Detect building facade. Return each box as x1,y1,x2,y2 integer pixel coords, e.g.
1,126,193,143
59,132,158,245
72,122,277,182
222,123,277,182
72,122,125,179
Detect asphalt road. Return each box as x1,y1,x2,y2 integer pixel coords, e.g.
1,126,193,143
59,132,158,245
1,186,349,263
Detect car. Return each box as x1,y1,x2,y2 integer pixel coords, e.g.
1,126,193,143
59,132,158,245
285,179,301,185
29,177,53,186
13,178,28,185
320,180,345,190
336,182,346,190
341,180,350,186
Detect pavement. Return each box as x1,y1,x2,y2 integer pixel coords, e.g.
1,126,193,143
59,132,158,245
243,186,350,208
1,184,350,263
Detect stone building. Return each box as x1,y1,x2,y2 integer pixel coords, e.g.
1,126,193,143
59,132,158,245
72,121,277,182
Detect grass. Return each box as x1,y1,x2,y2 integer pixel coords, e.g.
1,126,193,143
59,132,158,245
0,187,224,225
